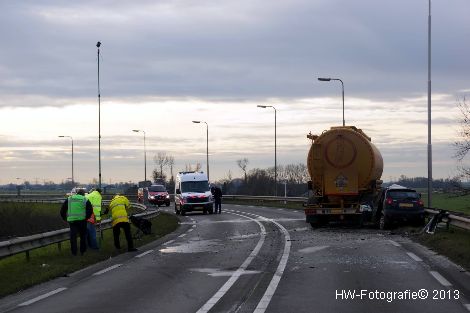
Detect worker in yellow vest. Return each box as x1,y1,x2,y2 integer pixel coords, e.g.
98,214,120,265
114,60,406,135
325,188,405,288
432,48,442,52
105,194,137,252
86,188,103,246
60,189,93,256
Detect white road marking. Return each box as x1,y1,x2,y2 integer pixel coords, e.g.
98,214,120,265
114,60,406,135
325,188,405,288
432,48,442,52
135,250,154,258
164,239,175,245
192,224,196,228
406,252,423,262
464,304,470,312
277,208,283,211
196,213,267,313
93,264,122,276
188,229,194,233
293,210,298,213
254,217,291,313
179,234,186,238
429,271,452,287
388,240,401,247
18,288,67,306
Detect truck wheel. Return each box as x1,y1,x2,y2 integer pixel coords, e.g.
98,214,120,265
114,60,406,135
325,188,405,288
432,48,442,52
379,214,390,230
166,201,170,207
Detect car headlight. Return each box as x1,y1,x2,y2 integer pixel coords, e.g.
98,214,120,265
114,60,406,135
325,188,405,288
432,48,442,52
149,196,155,199
166,195,170,199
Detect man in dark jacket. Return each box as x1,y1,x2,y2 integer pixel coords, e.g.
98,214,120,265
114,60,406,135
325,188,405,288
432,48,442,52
60,189,93,256
212,186,223,214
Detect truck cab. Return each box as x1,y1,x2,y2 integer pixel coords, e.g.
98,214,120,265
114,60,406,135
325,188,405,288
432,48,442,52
175,171,214,215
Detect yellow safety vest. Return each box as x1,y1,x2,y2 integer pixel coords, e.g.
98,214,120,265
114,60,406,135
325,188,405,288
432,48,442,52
109,196,130,226
86,191,103,221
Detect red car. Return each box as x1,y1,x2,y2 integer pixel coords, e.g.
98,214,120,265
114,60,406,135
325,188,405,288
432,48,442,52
147,184,170,206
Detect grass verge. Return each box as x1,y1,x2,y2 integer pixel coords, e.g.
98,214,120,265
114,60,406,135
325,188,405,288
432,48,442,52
414,226,470,271
0,212,179,298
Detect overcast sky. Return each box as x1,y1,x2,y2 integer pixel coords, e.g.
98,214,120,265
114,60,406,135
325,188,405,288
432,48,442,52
0,0,469,185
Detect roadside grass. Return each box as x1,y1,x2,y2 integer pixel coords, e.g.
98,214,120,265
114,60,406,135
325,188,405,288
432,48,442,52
0,202,144,240
0,212,179,298
421,192,470,215
415,226,470,271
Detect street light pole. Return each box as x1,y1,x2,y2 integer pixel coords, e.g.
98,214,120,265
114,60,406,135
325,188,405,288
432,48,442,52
96,41,102,189
257,105,277,196
427,0,433,207
132,130,147,183
318,77,345,126
58,135,74,186
192,121,209,180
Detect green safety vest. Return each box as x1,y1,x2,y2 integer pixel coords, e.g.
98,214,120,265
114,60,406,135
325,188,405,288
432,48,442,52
67,194,87,222
86,191,102,221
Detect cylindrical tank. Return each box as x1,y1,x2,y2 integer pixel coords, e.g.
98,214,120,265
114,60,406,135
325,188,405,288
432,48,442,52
307,126,383,196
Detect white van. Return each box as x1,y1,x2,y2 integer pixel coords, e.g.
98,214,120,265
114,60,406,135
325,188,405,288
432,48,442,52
175,171,214,215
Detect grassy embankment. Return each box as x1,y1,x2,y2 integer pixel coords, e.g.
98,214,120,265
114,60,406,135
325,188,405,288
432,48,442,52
0,202,179,297
420,191,470,215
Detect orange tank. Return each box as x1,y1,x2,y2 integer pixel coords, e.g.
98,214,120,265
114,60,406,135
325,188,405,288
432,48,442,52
307,126,383,198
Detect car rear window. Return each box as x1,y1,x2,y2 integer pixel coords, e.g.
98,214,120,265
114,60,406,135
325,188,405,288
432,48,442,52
148,185,166,192
387,190,419,200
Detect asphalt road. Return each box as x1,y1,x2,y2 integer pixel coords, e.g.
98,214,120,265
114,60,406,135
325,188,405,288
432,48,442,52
1,204,469,313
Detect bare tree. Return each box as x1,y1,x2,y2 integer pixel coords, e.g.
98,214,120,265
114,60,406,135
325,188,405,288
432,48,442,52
154,152,169,179
237,158,249,182
195,162,202,172
167,155,175,179
455,97,470,186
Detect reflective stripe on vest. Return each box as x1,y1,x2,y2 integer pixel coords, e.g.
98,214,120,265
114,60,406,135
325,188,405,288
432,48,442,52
67,195,87,222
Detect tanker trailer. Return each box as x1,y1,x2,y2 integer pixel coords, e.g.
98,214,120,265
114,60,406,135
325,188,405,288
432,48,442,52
305,126,383,227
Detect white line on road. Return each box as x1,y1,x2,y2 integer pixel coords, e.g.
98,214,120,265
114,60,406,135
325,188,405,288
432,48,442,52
93,264,122,276
135,250,154,258
179,234,186,238
464,304,470,312
254,217,291,313
406,252,423,262
277,208,283,211
164,240,175,245
192,225,197,228
196,212,267,313
18,288,67,306
188,229,194,233
293,210,298,213
388,240,401,247
429,271,452,287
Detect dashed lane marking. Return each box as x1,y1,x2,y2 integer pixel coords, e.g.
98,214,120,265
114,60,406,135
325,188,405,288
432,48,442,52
164,240,175,245
135,250,154,258
93,264,122,276
463,304,470,312
188,229,194,233
196,212,267,313
18,288,67,306
429,271,452,287
192,225,196,228
179,234,186,238
388,240,401,247
406,252,423,262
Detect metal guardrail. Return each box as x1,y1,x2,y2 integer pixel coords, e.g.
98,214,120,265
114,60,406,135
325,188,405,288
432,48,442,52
0,201,153,259
425,208,470,231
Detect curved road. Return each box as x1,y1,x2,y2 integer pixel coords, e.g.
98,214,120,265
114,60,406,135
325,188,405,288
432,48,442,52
1,204,469,313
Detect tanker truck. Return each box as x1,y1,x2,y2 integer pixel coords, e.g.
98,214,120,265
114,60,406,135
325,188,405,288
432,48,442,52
305,126,383,227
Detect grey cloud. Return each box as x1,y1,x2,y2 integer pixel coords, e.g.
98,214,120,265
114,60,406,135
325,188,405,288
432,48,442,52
0,0,469,107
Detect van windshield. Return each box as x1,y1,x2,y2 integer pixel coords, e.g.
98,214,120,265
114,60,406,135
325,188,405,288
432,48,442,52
181,181,209,193
388,190,419,200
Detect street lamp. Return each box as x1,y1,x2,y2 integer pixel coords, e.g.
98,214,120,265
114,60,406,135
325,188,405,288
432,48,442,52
132,129,147,183
58,135,74,186
257,105,277,196
427,0,433,208
318,77,345,126
192,121,209,180
96,41,102,189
